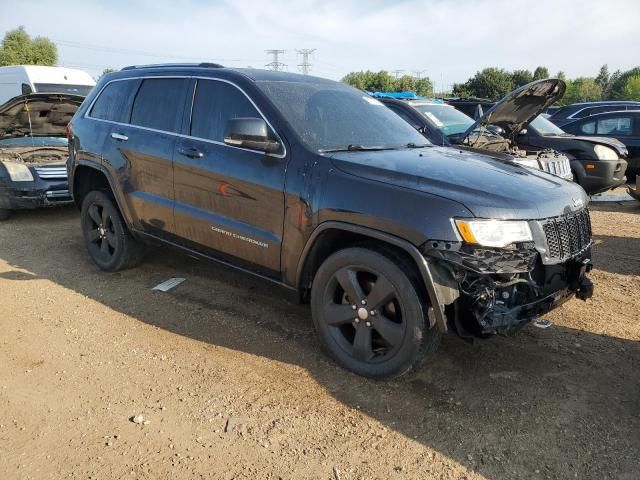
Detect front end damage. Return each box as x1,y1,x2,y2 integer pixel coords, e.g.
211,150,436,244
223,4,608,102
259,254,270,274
423,209,594,336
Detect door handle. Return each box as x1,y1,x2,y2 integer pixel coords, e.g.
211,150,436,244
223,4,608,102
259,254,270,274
178,147,204,159
111,132,128,141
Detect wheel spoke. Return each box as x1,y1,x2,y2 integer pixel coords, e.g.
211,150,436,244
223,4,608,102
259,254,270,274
105,231,117,248
86,228,100,243
100,238,109,256
366,275,395,310
324,303,356,326
372,314,404,348
101,208,110,228
352,326,373,361
88,205,102,226
334,268,365,304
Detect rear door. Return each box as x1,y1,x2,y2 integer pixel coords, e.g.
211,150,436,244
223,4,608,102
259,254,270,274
100,77,189,237
173,78,287,273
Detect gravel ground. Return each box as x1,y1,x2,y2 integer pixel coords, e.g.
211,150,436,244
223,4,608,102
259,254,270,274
0,200,638,480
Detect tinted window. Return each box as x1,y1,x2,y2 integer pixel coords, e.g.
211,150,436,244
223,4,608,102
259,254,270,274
21,83,32,95
34,83,93,96
413,104,474,135
131,78,185,132
90,79,139,123
388,105,421,130
597,116,632,136
580,121,596,134
190,80,261,142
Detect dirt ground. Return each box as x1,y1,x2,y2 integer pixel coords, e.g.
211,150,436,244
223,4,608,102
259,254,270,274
0,200,638,480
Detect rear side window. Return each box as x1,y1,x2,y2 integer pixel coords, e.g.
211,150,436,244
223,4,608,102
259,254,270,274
90,79,139,123
597,116,632,136
130,78,186,132
580,121,595,134
190,80,262,142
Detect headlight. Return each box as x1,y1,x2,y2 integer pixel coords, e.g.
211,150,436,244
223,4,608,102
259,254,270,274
594,145,618,160
2,161,34,182
455,219,533,248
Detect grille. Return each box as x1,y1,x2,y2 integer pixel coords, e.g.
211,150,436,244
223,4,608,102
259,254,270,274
34,166,67,180
542,158,571,179
542,209,592,260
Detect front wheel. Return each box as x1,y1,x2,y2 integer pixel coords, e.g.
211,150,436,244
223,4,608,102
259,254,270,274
80,190,144,271
311,247,440,378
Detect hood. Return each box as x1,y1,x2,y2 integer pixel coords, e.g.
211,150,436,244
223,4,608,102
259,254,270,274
0,93,84,139
463,79,566,142
540,134,628,157
328,146,588,220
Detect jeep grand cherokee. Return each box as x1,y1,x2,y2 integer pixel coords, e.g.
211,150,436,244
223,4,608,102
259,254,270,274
67,64,594,378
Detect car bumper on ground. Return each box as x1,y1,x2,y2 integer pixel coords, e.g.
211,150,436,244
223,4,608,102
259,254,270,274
571,158,627,194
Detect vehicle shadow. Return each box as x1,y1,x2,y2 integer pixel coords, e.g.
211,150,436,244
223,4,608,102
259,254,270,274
1,207,639,479
592,234,640,276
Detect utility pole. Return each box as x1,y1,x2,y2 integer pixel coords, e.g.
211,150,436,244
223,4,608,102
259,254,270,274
265,50,286,71
391,69,404,79
296,48,316,75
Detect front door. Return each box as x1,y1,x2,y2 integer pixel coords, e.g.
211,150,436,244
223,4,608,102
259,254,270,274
173,78,287,273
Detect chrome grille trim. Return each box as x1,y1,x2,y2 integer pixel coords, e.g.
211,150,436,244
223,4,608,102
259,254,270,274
34,166,68,180
540,208,592,262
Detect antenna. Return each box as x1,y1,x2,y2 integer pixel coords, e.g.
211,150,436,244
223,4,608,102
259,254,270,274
265,50,287,71
296,48,316,75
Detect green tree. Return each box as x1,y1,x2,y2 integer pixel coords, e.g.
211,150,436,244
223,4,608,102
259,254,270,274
556,71,567,80
563,77,602,103
414,77,433,97
595,64,609,98
341,70,433,96
533,66,550,80
622,75,640,100
609,67,640,99
452,68,514,100
0,26,57,66
511,69,533,88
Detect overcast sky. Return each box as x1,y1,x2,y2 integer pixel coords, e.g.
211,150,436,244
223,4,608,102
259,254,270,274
1,0,639,88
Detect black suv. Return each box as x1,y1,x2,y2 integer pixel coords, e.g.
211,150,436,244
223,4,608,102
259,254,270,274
68,64,594,378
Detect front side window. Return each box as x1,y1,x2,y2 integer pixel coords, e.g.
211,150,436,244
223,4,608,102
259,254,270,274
596,117,632,136
90,79,140,123
529,115,566,136
190,80,262,142
580,121,596,134
256,79,427,151
130,78,186,132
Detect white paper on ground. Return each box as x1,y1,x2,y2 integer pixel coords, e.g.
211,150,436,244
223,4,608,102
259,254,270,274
152,278,186,292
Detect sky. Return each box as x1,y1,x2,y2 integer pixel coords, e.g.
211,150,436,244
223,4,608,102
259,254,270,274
1,0,639,89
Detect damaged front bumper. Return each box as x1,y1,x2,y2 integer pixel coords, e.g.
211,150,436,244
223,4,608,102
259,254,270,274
0,164,72,211
423,236,594,336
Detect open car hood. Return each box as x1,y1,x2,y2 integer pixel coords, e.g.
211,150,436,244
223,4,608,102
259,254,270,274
0,93,84,139
463,79,566,141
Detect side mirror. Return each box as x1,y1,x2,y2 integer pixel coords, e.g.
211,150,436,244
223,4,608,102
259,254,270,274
224,117,281,154
519,128,528,136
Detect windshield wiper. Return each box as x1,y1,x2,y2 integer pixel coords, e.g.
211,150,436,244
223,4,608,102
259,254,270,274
319,144,394,153
405,142,431,148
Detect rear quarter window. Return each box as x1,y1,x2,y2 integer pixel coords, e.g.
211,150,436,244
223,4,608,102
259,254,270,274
89,79,140,123
130,78,187,132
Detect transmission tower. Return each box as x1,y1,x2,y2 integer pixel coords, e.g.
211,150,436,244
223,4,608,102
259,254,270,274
265,50,286,71
391,69,404,79
296,48,316,75
413,70,426,78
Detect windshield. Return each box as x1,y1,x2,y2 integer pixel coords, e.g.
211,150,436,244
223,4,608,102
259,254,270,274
33,83,94,96
256,80,429,152
0,136,68,147
412,104,474,135
529,115,566,136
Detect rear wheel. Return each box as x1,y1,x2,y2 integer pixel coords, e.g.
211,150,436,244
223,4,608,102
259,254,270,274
311,247,440,378
80,190,144,271
0,209,11,221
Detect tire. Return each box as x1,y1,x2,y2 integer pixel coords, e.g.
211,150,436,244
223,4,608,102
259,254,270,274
80,190,144,271
0,209,11,221
310,247,440,379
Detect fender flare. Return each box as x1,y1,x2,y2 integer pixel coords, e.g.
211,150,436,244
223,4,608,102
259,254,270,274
71,161,135,228
296,221,448,332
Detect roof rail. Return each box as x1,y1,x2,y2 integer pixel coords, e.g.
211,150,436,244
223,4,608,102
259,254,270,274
121,62,224,71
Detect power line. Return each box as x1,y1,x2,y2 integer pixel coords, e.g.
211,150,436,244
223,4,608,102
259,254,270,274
265,49,286,71
296,48,316,75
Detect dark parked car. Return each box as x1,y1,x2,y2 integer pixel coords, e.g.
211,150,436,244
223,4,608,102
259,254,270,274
68,64,594,378
380,80,573,181
441,86,629,194
0,93,83,220
561,110,640,173
548,101,640,127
